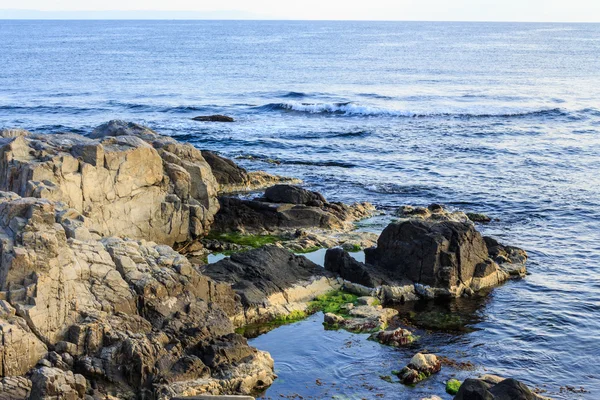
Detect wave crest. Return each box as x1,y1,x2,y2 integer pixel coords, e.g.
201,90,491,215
257,102,569,119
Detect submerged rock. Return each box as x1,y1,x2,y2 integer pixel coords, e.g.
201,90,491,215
397,353,442,385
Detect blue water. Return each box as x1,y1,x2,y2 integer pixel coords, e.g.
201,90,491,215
1,20,599,399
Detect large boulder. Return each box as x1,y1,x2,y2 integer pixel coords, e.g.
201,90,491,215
365,220,490,291
0,121,219,246
263,184,326,206
203,246,341,326
325,218,527,300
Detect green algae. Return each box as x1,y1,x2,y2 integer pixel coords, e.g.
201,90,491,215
206,232,283,248
307,290,359,316
446,379,462,394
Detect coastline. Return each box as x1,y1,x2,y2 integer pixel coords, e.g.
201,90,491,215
0,121,559,400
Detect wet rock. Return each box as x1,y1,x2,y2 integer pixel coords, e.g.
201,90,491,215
203,246,341,326
370,327,415,347
397,353,442,385
454,377,544,400
324,248,392,288
360,219,527,299
323,304,398,333
466,212,492,223
192,115,235,122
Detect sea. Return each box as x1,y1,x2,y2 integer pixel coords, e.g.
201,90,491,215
1,20,599,399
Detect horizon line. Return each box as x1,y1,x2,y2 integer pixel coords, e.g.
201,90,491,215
1,9,599,23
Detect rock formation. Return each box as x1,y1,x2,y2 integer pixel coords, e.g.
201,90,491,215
325,212,527,301
0,120,219,246
0,192,274,399
214,184,375,233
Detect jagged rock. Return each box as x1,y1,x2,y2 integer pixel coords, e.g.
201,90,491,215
201,151,298,193
0,120,219,246
0,376,31,399
203,246,341,326
0,308,48,376
0,192,274,398
213,187,375,234
29,366,86,400
397,353,442,385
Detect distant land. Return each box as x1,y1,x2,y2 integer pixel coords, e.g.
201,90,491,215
0,9,266,20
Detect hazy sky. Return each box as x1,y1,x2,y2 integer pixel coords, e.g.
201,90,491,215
1,0,599,22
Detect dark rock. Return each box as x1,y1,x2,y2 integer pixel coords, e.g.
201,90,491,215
263,184,326,205
466,212,492,223
201,150,249,186
213,194,374,234
192,115,235,122
454,378,494,400
196,333,254,369
203,246,332,307
365,220,489,289
489,378,537,400
454,377,538,400
324,248,393,287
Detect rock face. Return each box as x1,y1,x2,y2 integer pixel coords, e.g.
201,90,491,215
0,191,274,399
201,151,299,194
203,246,341,326
0,121,219,246
214,185,375,234
325,217,527,300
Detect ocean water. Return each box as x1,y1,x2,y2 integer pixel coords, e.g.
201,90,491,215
1,20,599,399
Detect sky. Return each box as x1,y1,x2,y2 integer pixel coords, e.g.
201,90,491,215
0,0,599,22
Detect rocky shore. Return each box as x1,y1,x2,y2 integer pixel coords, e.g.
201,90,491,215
0,121,545,399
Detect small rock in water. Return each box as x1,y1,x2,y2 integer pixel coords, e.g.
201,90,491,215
192,114,235,122
396,353,442,385
466,212,492,223
370,327,415,347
